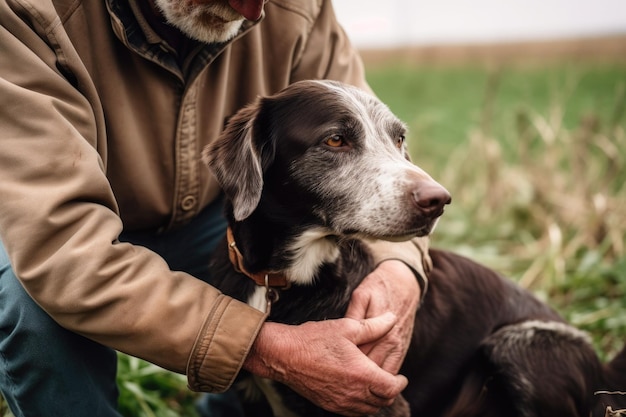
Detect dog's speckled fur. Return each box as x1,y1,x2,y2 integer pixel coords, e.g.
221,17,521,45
202,80,626,417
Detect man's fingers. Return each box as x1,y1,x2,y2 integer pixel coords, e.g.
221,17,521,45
246,318,407,416
369,374,408,400
340,371,407,416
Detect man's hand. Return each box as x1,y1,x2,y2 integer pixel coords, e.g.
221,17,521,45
345,260,421,374
243,313,409,416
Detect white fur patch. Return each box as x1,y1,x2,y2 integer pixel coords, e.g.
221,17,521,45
284,228,340,285
243,228,342,312
509,320,592,344
487,320,594,362
247,286,269,313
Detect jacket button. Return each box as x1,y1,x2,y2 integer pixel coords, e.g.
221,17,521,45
180,195,197,211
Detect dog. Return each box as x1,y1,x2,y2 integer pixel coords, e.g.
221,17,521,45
202,79,626,416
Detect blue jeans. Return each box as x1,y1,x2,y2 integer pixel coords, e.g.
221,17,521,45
0,198,236,417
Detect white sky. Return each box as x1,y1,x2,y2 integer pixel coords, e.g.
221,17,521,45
334,0,626,48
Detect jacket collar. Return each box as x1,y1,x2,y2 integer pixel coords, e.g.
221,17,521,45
105,0,263,81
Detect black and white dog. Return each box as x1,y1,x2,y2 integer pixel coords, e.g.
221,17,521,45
202,80,626,417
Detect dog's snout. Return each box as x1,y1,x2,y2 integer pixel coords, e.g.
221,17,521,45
413,183,451,216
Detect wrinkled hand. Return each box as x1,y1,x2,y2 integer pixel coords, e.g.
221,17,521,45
243,313,409,416
345,260,420,374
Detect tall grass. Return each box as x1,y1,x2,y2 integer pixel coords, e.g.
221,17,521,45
2,60,625,416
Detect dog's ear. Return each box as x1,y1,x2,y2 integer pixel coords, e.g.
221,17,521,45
202,99,265,221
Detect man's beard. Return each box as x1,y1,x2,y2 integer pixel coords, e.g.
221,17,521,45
154,0,245,43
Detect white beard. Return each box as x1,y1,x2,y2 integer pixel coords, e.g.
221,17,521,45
154,0,245,43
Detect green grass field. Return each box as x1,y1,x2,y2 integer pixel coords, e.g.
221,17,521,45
2,58,625,417
366,60,626,360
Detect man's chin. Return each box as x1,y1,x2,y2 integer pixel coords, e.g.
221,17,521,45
187,18,244,43
172,15,244,43
154,0,245,44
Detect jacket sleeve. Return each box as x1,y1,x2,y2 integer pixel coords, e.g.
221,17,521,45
0,1,264,392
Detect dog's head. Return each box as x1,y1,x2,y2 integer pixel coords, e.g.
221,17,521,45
203,80,450,240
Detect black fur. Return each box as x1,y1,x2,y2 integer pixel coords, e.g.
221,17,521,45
203,80,626,416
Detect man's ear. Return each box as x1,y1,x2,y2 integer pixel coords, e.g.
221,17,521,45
202,99,264,221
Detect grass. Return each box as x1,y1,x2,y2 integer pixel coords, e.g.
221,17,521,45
367,59,626,360
116,356,200,417
2,57,625,416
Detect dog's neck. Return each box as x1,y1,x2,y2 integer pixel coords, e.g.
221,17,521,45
281,227,341,285
227,226,291,288
229,220,342,286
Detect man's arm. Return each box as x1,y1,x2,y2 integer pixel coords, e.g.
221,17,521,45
343,236,430,374
0,0,266,392
346,259,421,374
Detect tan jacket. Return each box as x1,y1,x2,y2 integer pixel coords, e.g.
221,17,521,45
0,0,428,392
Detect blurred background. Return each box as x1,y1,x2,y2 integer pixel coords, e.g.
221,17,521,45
339,0,626,383
335,0,626,48
333,0,626,354
3,2,624,416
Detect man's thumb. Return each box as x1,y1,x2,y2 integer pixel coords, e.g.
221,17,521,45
350,312,397,346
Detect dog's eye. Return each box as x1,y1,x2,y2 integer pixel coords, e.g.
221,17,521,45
395,135,406,149
325,135,345,148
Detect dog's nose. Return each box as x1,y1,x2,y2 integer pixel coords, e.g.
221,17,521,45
413,183,451,216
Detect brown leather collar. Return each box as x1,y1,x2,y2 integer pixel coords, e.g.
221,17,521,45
227,227,291,289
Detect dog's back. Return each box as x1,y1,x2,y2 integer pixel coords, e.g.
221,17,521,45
401,249,564,415
414,250,626,417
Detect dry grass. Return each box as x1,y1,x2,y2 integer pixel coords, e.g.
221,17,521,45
368,61,626,360
360,34,626,68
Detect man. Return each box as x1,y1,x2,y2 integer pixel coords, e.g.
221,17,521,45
0,0,429,415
